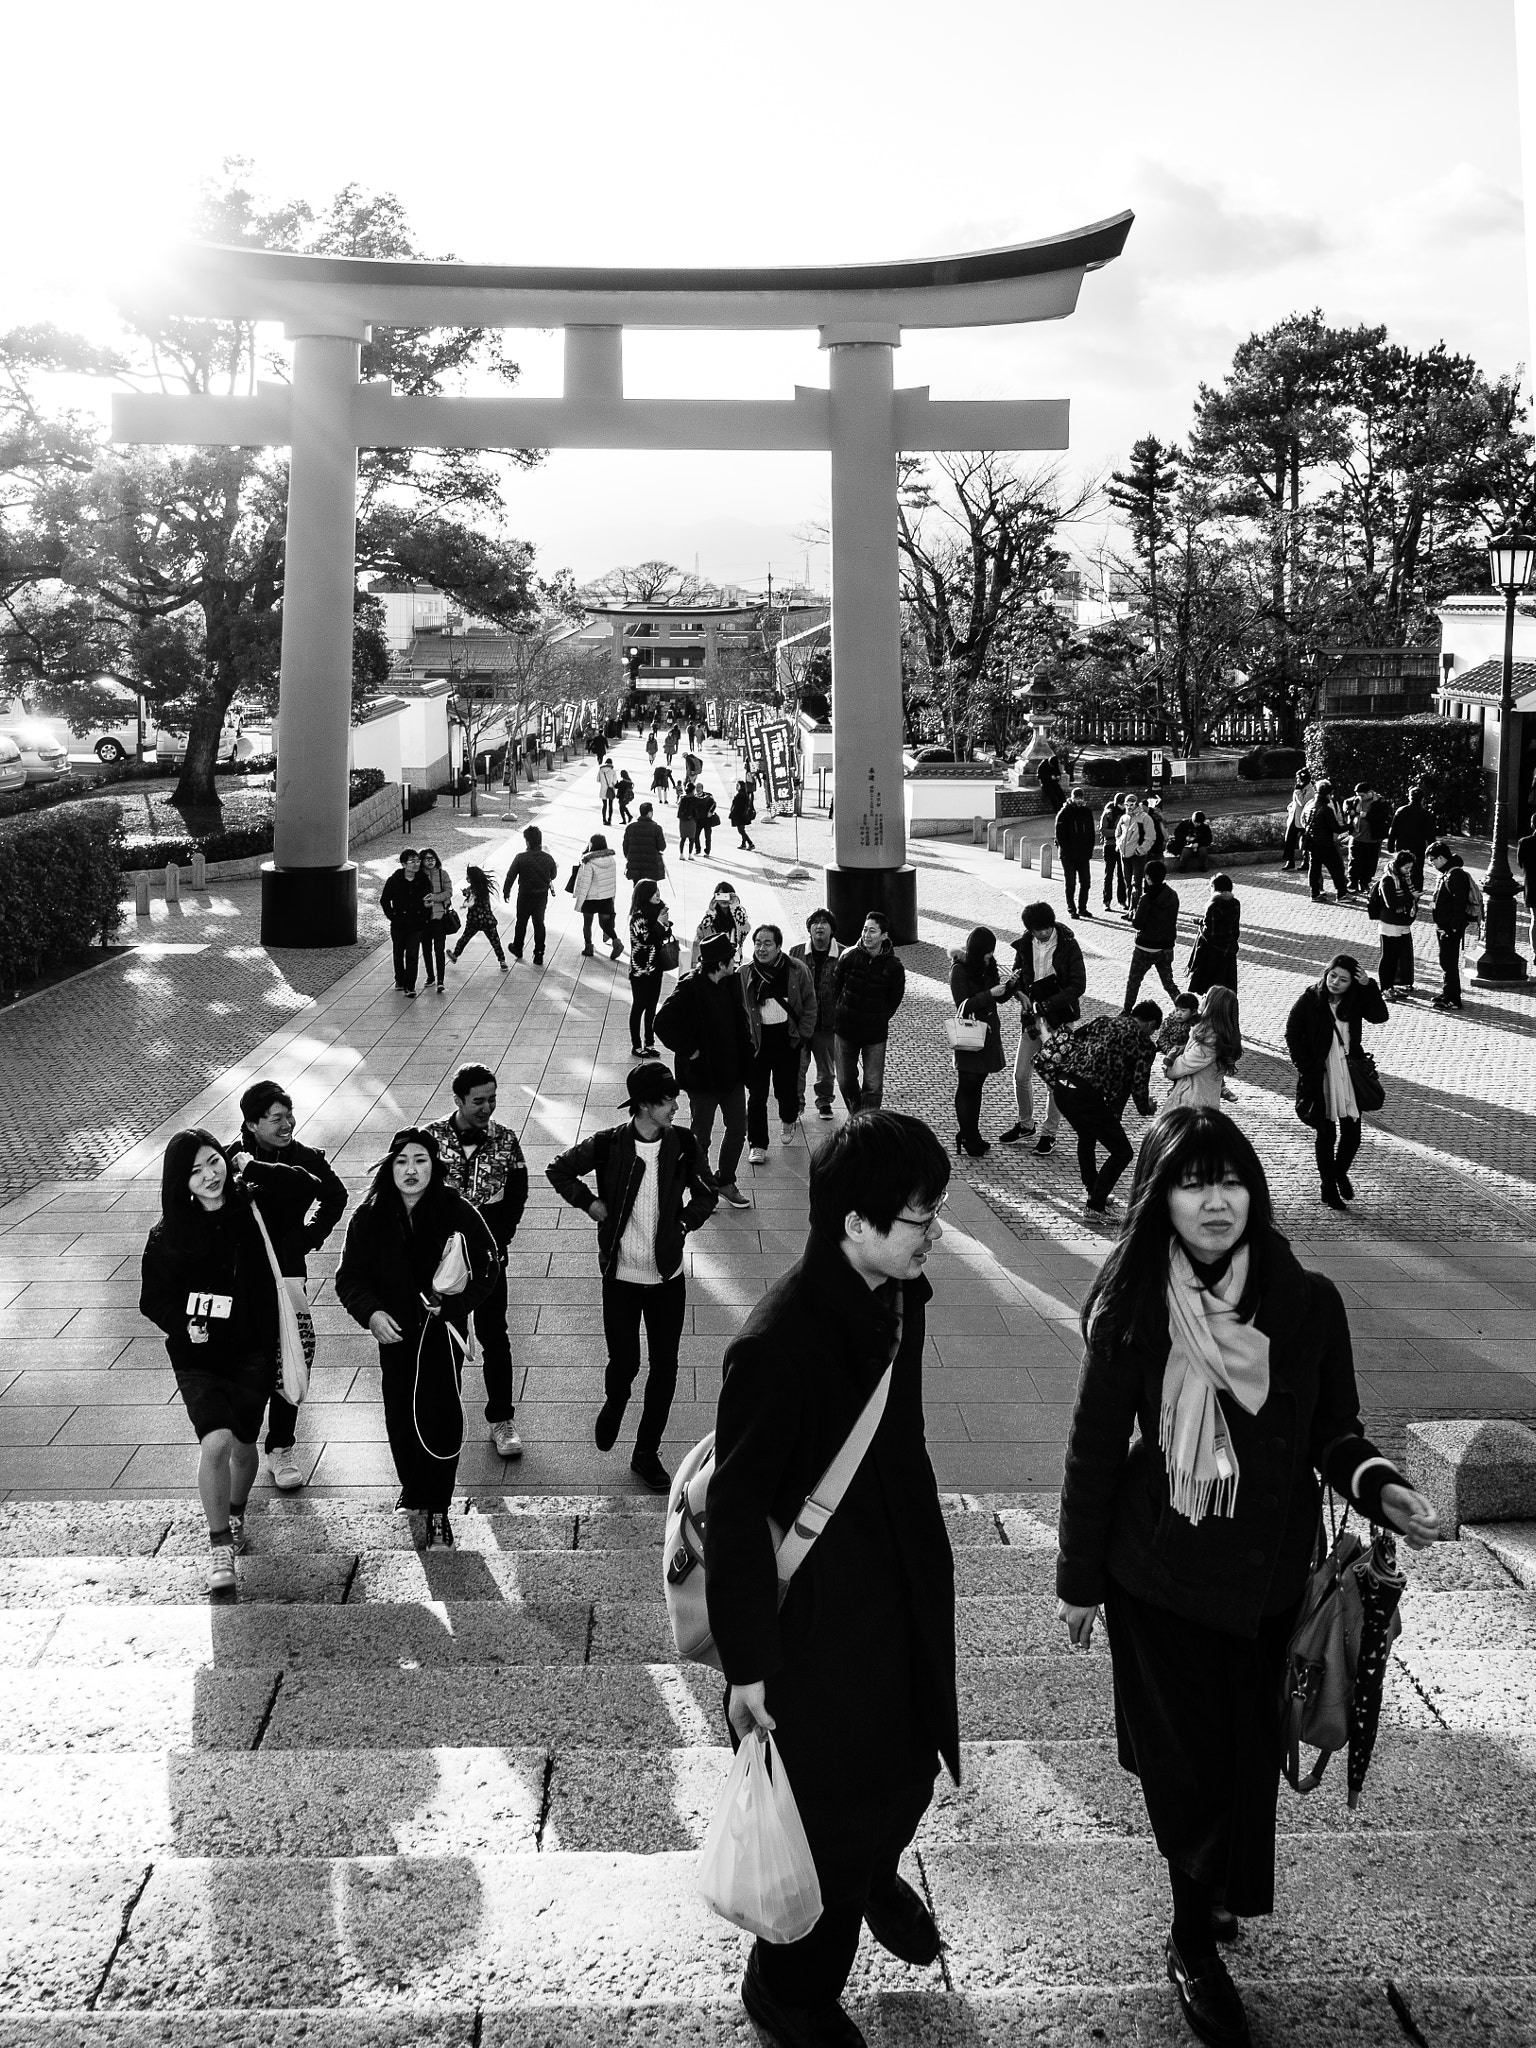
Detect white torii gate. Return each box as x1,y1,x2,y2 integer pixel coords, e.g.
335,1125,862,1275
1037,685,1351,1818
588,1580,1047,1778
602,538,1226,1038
114,214,1132,946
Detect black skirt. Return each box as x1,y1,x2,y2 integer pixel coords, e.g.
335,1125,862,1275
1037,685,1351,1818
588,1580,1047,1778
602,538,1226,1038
1103,1575,1296,1916
174,1357,274,1443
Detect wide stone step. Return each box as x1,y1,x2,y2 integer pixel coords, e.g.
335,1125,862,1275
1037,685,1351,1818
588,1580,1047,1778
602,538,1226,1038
0,1838,1526,2014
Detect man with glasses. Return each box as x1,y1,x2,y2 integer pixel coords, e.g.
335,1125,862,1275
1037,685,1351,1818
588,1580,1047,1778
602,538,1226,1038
704,1111,959,2048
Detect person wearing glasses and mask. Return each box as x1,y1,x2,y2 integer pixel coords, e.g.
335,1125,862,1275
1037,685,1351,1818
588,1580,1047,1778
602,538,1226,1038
705,1111,959,2048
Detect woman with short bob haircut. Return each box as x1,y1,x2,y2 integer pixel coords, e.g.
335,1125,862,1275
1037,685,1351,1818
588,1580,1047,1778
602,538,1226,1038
335,1126,500,1549
1056,1108,1439,2048
140,1130,322,1592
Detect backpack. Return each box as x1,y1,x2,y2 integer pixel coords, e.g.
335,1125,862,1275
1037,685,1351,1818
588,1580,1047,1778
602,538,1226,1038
1365,879,1389,923
1464,874,1484,929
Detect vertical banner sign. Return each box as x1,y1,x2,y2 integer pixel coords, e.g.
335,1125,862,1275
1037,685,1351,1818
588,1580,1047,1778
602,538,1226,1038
561,702,577,745
539,710,557,751
762,720,796,810
741,703,768,772
706,696,720,736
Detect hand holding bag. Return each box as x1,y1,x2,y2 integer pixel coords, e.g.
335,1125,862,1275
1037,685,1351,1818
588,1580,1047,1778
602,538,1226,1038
697,1728,823,1943
1280,1506,1367,1793
249,1203,311,1407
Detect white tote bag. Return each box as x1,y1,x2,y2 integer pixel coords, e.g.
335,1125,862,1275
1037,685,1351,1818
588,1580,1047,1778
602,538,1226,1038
250,1204,311,1406
697,1728,823,1943
945,1002,989,1053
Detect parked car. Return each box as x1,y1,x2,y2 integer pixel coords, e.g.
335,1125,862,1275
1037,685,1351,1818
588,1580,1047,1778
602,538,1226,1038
0,734,27,796
0,722,72,783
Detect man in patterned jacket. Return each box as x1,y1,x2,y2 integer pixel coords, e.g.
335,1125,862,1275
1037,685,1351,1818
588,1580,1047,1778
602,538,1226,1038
1039,1002,1162,1216
424,1063,530,1459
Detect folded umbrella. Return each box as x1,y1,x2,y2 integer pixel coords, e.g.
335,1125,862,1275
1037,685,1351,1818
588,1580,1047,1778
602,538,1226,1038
1346,1530,1405,1809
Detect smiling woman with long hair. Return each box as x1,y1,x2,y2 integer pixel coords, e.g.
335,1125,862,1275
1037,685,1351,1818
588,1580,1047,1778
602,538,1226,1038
1055,1108,1440,2048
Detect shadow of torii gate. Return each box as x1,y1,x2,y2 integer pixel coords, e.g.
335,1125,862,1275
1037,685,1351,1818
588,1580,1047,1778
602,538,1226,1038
114,214,1132,947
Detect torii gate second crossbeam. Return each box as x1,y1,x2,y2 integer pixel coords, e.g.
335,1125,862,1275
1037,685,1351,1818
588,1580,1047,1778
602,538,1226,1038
114,215,1133,947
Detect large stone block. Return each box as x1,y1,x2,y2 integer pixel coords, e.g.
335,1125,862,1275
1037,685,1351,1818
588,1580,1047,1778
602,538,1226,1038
1406,1419,1536,1532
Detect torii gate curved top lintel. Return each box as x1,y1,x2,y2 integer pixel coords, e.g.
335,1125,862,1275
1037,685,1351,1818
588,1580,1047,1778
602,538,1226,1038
113,211,1133,948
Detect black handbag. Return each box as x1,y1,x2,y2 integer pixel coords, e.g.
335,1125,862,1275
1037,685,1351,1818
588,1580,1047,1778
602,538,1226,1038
444,907,462,935
1348,1050,1386,1115
564,864,580,896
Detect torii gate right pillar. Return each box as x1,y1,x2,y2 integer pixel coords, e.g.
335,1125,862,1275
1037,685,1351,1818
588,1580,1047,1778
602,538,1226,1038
821,327,916,944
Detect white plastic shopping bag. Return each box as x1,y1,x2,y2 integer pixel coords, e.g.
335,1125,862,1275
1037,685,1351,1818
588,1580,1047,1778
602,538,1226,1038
697,1729,823,1943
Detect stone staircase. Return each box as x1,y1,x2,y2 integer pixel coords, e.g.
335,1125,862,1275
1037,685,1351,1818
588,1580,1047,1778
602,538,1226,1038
0,1491,1530,2047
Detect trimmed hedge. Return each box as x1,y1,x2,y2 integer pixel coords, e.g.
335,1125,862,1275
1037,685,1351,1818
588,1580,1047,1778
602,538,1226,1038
119,776,434,869
350,767,386,802
0,807,126,994
1304,717,1485,833
1237,746,1306,780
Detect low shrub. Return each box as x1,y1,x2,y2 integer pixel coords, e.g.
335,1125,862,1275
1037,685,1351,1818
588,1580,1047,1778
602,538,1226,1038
1304,717,1485,832
1076,754,1123,788
350,768,386,803
0,807,126,993
1115,750,1151,783
406,786,437,821
1209,810,1286,853
1262,746,1306,778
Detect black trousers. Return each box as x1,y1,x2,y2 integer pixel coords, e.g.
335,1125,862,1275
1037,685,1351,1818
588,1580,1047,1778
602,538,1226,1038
600,1272,685,1460
1348,838,1381,889
474,1264,515,1425
1054,1081,1134,1206
422,926,446,986
1308,839,1348,898
698,823,713,855
954,1069,986,1145
688,1083,747,1185
601,792,615,824
379,1331,464,1511
1060,852,1092,914
1281,823,1303,867
1378,933,1414,992
629,969,663,1050
1101,844,1124,905
582,899,618,951
391,923,421,991
1314,1116,1362,1194
747,1022,800,1145
512,896,548,959
1437,927,1464,1002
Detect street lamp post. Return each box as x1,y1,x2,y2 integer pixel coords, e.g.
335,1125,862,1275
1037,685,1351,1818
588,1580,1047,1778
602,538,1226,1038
1474,529,1534,985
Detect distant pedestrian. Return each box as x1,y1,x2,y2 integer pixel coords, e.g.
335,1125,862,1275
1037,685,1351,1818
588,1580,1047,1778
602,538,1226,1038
694,784,720,855
1100,792,1127,908
450,866,507,971
546,1061,718,1494
1168,811,1212,873
1186,872,1240,997
1116,797,1156,911
423,1064,531,1461
790,909,841,1121
1123,859,1181,1011
1054,787,1096,916
742,922,818,1160
691,880,751,968
1368,849,1419,1000
615,769,635,824
676,781,699,856
651,761,674,804
654,933,755,1209
1285,953,1388,1209
227,1082,348,1496
336,1127,499,1548
831,909,906,1113
597,753,618,826
418,847,453,992
1304,779,1351,902
1347,783,1393,890
645,730,658,765
1039,1003,1161,1214
140,1131,324,1591
1160,985,1242,1113
682,749,703,782
1037,753,1066,813
1000,900,1085,1154
1387,781,1434,892
949,925,1009,1156
628,879,674,1057
573,835,623,959
501,825,559,965
1427,838,1478,1011
622,801,668,883
730,779,757,850
381,847,426,996
1280,771,1311,870
1146,794,1168,863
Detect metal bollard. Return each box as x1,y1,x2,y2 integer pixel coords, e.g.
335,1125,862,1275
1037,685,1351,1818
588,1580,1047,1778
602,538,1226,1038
190,852,207,890
133,872,150,917
1039,843,1053,880
164,862,180,902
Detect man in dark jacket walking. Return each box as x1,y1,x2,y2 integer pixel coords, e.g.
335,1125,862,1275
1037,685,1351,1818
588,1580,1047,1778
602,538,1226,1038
622,802,668,882
546,1062,717,1492
1388,782,1434,891
423,1063,530,1459
655,934,756,1208
227,1080,348,1492
706,1112,959,2048
1427,838,1476,1010
1000,901,1086,1152
381,848,426,995
1122,858,1181,1010
831,911,906,1114
790,909,841,1119
1054,787,1097,917
1347,784,1393,890
501,825,559,964
1099,793,1127,908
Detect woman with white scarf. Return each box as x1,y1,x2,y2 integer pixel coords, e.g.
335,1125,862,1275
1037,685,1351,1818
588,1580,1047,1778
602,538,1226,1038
1054,1109,1438,2048
1284,953,1389,1212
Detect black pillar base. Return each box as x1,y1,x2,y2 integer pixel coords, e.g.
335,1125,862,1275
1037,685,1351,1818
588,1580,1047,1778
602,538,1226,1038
260,862,358,949
824,864,919,946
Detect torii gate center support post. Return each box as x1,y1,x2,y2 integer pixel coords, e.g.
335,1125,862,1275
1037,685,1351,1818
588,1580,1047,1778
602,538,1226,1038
114,218,1131,947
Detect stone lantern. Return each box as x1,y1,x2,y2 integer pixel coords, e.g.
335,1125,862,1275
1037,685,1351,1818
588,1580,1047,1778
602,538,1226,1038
1017,666,1059,781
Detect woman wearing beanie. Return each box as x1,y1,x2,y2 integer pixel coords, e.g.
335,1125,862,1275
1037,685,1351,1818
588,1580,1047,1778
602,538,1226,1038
1284,953,1388,1210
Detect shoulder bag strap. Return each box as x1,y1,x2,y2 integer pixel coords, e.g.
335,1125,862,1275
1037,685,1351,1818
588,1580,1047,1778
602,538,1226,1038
772,1299,903,1586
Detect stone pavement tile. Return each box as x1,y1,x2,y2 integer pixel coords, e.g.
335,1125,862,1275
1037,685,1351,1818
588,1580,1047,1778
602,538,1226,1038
1393,1589,1536,1732
0,1340,133,1371
0,1407,75,1446
110,1445,200,1489
263,1668,679,1750
0,1446,130,1490
958,1404,1077,1444
51,1308,158,1338
0,1859,152,2008
49,1408,201,1448
933,1441,1067,1491
1357,1371,1536,1412
0,1553,351,1609
0,1667,275,1753
927,1368,1047,1403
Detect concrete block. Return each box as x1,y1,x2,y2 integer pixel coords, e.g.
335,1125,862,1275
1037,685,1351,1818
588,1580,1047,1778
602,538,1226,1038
0,1860,151,2011
1406,1419,1536,1532
1477,1523,1536,1589
263,1668,681,1750
0,2018,477,2048
1038,842,1053,879
0,1669,276,1753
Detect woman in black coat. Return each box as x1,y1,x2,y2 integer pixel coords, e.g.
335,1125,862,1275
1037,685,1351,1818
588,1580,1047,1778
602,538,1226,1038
1186,873,1241,996
1284,952,1388,1211
1056,1109,1439,2048
140,1130,322,1591
335,1126,499,1547
948,924,1013,1157
705,1112,958,2046
1303,779,1351,902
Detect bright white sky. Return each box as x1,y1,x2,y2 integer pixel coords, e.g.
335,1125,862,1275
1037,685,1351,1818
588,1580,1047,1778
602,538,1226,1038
6,0,1529,592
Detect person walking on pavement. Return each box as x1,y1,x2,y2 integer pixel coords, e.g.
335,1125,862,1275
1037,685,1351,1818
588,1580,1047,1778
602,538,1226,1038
628,879,675,1057
655,932,756,1209
691,880,751,968
226,1081,347,1494
676,781,699,857
1518,820,1536,955
451,865,509,972
1186,873,1241,998
622,800,668,883
694,783,720,857
645,729,659,767
791,910,842,1121
949,926,1011,1156
1100,792,1127,908
1387,780,1434,891
832,910,906,1114
597,752,618,826
706,1112,958,2048
417,847,454,992
547,1062,718,1495
501,825,559,964
1368,850,1419,1001
573,834,623,959
1116,796,1156,912
1346,784,1393,891
615,767,635,825
1124,859,1182,1010
743,923,818,1161
1427,838,1477,1011
1000,900,1085,1154
381,847,426,996
651,759,675,805
423,1064,530,1460
730,779,758,850
1285,954,1388,1209
1055,786,1097,917
1280,770,1312,870
1037,752,1066,813
1056,1108,1441,2048
336,1128,499,1549
1041,1003,1162,1215
1304,779,1351,902
1159,986,1242,1114
140,1131,324,1591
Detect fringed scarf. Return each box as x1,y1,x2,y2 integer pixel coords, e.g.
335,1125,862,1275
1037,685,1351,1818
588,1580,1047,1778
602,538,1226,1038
1160,1243,1271,1524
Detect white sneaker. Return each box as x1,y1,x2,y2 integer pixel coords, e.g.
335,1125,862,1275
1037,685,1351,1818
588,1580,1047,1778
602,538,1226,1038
748,1146,769,1165
208,1548,236,1593
267,1446,303,1492
492,1421,523,1459
780,1122,797,1145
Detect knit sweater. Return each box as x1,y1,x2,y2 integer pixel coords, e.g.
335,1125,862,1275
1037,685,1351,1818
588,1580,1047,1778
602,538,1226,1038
613,1136,678,1284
